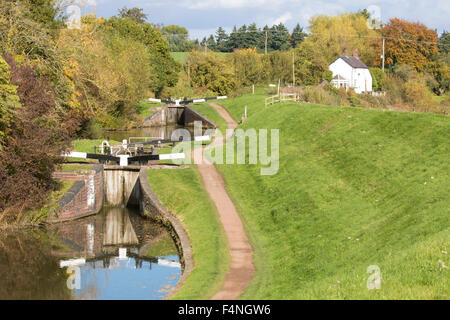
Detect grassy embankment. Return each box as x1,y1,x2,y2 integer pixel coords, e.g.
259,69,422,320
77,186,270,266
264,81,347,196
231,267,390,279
147,103,231,299
209,92,449,299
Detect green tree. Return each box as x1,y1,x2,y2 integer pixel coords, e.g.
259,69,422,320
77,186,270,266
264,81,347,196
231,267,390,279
0,56,20,145
248,23,263,49
290,23,307,48
295,42,332,85
117,7,148,24
229,48,262,86
369,67,385,91
215,27,229,52
269,23,290,51
100,16,180,96
186,51,235,95
162,25,193,52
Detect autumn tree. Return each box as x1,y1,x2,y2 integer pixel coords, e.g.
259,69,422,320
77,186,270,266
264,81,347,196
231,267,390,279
381,18,438,72
117,7,148,24
302,13,379,65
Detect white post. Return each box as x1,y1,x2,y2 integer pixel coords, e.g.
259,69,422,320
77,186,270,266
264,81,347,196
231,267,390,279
292,51,295,86
252,84,255,94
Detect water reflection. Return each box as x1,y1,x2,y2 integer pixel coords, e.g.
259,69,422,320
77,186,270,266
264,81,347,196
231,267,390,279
0,207,181,300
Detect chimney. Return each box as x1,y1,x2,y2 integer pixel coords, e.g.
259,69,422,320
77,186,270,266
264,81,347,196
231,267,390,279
343,49,349,56
353,49,359,59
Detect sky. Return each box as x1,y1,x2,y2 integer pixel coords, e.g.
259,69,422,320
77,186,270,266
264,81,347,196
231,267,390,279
77,0,449,39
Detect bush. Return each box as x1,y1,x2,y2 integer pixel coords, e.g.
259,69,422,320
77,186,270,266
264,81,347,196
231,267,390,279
402,80,434,112
350,96,362,108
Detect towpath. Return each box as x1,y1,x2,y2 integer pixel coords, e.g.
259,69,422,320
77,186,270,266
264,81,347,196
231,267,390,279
196,102,255,300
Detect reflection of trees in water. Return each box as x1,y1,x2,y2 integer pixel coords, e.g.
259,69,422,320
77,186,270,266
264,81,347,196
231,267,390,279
0,230,71,299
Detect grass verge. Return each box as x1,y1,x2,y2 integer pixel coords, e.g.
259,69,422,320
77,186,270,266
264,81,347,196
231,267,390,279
211,96,449,299
147,167,230,300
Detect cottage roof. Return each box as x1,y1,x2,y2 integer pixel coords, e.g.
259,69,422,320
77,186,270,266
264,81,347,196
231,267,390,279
339,56,369,69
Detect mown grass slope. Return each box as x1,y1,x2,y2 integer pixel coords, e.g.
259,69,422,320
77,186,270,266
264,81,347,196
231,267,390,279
147,167,230,300
213,96,449,299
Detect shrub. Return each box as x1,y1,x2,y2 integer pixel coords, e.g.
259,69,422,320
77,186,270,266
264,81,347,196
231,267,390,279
402,80,434,112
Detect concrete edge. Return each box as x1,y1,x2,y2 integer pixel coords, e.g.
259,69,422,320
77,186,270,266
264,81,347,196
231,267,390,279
138,168,194,300
184,105,216,128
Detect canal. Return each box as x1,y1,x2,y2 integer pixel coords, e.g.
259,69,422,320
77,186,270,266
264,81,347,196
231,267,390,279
0,205,181,300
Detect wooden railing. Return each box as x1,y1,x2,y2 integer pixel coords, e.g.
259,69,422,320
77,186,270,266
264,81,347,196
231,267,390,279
265,93,300,107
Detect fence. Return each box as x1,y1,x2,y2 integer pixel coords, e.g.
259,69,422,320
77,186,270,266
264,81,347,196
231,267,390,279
265,93,300,107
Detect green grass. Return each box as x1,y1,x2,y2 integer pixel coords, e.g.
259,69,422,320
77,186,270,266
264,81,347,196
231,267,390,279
67,139,120,162
136,100,160,121
147,167,230,300
216,88,271,122
72,139,120,153
191,102,228,132
210,95,449,299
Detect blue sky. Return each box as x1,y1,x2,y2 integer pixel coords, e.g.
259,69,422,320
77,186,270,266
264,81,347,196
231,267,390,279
83,0,449,39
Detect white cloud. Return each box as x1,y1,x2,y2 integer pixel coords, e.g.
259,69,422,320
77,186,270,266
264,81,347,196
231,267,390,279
182,0,283,9
269,12,293,26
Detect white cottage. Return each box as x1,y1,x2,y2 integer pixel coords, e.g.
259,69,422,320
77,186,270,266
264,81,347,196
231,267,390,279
329,52,372,94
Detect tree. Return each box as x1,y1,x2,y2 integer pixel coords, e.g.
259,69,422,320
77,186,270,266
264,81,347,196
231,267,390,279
100,16,180,96
290,23,307,48
0,56,20,145
382,18,438,72
295,42,332,85
206,35,217,51
247,23,262,49
0,56,73,216
269,23,290,51
437,31,450,65
303,13,379,66
162,25,193,52
117,7,148,24
438,31,450,55
230,48,263,86
215,27,229,52
186,51,235,95
369,67,385,91
227,26,239,51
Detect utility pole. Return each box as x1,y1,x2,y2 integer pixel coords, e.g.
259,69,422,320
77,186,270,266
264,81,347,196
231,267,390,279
292,51,295,86
382,37,385,73
265,30,268,55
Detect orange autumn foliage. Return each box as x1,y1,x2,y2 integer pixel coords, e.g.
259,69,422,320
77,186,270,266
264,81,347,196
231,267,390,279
381,18,438,72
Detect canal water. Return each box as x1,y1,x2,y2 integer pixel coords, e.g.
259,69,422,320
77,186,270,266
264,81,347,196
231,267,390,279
0,206,181,300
